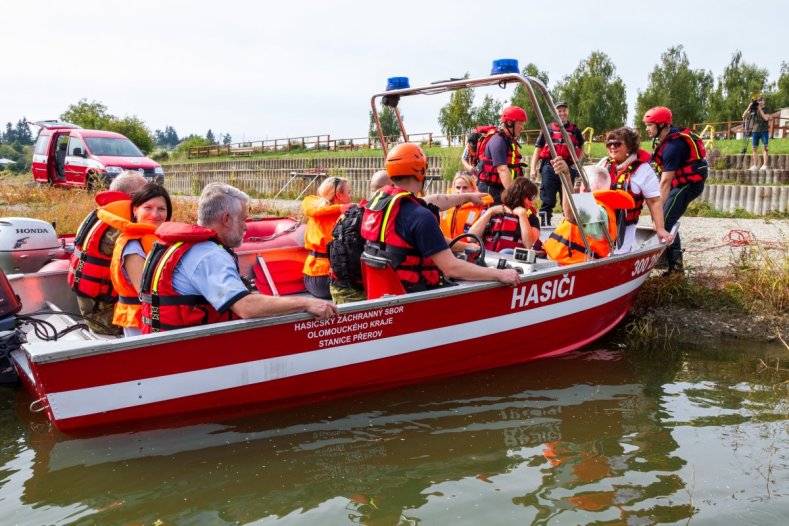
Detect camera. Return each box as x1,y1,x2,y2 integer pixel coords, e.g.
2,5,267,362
749,99,760,111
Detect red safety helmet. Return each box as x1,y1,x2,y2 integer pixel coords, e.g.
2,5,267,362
643,106,672,125
501,106,528,123
385,143,427,181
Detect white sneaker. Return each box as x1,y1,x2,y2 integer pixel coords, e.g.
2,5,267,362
759,165,767,171
749,165,758,171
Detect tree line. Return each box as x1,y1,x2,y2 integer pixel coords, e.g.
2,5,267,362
435,47,789,140
3,46,787,171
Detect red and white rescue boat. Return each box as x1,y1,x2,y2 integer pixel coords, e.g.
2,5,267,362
2,63,669,432
5,224,665,432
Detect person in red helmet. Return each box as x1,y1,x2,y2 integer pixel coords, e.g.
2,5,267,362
475,106,527,204
361,143,520,293
643,106,707,275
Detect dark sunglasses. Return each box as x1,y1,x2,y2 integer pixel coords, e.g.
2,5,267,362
605,140,622,148
331,177,343,193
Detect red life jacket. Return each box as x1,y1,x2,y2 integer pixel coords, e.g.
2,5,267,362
652,128,708,187
67,192,131,302
139,222,240,334
467,125,498,168
482,206,538,252
537,122,581,160
360,184,442,292
476,130,523,187
607,150,652,226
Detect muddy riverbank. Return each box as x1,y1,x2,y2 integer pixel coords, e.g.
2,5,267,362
628,216,789,344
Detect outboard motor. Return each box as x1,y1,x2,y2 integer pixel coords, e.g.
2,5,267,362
0,217,66,274
0,268,24,385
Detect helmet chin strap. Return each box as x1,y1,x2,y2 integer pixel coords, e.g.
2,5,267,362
502,121,514,136
651,122,668,149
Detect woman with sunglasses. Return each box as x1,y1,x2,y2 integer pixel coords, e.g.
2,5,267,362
439,171,493,240
302,176,352,299
598,127,670,253
468,177,541,254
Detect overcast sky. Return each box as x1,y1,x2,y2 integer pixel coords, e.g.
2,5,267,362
3,0,786,144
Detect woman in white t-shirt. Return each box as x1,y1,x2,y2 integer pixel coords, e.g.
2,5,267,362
598,127,671,253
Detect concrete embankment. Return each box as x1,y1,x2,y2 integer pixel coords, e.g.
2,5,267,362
162,153,789,214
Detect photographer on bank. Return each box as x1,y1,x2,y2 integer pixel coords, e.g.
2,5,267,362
742,97,771,171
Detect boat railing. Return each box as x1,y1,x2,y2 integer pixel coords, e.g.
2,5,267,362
369,66,613,262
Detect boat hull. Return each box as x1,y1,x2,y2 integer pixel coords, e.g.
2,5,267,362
12,242,665,432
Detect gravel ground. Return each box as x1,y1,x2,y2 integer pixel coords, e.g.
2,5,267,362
647,215,789,272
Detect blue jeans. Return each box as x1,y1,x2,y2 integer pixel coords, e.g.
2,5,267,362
663,180,705,270
752,131,769,148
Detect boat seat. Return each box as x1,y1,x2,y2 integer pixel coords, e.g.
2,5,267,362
360,252,406,300
253,247,307,296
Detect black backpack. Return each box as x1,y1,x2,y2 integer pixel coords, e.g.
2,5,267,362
466,125,498,168
327,204,366,290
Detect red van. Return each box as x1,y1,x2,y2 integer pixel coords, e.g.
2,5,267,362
31,121,164,189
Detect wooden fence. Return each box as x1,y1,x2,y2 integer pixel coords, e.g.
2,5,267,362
187,129,551,159
692,113,789,140
163,156,450,197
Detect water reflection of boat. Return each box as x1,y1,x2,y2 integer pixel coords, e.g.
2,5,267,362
16,349,692,524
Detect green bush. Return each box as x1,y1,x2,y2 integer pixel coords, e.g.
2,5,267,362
150,150,170,162
438,150,462,181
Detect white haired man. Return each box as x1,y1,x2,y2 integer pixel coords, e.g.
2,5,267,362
139,183,337,333
543,161,634,265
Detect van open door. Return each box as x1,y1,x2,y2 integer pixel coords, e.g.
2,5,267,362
28,121,82,186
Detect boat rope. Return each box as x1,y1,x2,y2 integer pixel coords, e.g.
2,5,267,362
684,229,789,254
245,220,302,242
29,397,48,413
18,309,118,341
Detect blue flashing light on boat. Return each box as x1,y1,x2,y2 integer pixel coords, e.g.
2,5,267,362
491,59,519,75
386,77,410,91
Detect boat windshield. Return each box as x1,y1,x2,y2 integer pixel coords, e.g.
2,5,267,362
84,137,144,157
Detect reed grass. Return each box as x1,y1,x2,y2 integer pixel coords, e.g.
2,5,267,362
621,240,789,348
729,242,789,314
0,177,280,234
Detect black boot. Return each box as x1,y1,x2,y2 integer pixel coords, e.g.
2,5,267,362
662,247,684,276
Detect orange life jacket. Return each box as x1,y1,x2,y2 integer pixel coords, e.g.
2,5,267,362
361,184,441,292
476,130,523,187
607,149,652,226
537,122,581,160
652,128,708,187
67,191,132,302
97,208,159,329
439,196,492,239
544,190,634,265
139,222,240,334
301,195,346,277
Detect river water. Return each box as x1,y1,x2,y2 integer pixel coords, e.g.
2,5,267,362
0,339,787,525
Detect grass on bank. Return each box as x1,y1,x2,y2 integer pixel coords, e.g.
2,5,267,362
165,137,789,167
0,179,281,235
623,240,789,348
684,200,789,220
